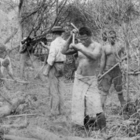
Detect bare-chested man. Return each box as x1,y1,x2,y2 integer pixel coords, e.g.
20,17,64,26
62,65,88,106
62,27,106,130
99,30,126,109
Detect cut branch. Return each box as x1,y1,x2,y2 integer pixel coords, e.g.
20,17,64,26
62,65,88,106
3,135,38,140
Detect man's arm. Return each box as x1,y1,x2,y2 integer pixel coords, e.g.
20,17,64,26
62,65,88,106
61,35,73,54
70,43,101,60
64,49,77,55
43,41,56,77
40,42,50,51
99,49,106,75
43,64,52,77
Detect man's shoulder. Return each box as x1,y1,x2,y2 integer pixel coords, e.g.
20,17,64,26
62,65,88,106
93,41,101,46
102,43,111,51
51,37,65,45
91,41,101,49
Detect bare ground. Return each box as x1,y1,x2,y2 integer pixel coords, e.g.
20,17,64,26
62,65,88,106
2,50,139,140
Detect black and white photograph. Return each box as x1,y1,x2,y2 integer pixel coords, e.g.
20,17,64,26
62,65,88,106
0,0,140,139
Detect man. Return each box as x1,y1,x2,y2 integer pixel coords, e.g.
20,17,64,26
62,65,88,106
19,37,48,80
43,26,66,117
19,37,34,80
61,27,106,130
99,30,126,109
0,44,16,99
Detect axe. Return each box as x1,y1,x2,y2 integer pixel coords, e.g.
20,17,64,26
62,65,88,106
70,23,79,44
98,55,127,81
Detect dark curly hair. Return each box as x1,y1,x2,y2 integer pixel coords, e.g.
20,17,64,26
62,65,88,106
79,27,92,37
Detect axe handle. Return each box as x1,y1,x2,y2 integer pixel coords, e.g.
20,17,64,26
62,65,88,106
98,55,127,81
72,33,75,44
98,63,119,81
70,23,78,31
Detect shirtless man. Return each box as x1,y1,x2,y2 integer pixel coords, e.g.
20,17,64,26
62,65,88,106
62,27,106,130
99,30,125,109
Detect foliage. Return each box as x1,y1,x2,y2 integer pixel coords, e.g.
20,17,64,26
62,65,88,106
18,0,140,88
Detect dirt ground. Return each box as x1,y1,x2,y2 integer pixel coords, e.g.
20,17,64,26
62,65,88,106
1,50,140,140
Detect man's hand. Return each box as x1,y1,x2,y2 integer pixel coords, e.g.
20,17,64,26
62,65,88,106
70,43,83,51
70,29,78,36
2,59,10,68
43,71,49,77
40,41,44,46
43,64,51,77
69,43,75,49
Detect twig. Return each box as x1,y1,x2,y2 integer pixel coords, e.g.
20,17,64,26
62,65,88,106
0,78,30,84
98,55,127,80
6,114,43,118
3,135,38,140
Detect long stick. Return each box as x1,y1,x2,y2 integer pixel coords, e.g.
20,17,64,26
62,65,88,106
0,92,12,105
70,23,79,31
72,33,75,44
0,78,30,84
98,55,127,81
3,135,38,140
6,114,41,118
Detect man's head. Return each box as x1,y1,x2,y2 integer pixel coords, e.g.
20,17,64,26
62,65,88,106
0,43,7,58
2,58,9,67
50,26,65,39
79,27,92,37
108,30,117,45
102,31,108,42
78,27,92,47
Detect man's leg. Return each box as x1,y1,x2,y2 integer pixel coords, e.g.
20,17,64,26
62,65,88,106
85,77,106,131
114,75,125,107
99,75,111,110
96,112,106,131
48,68,63,116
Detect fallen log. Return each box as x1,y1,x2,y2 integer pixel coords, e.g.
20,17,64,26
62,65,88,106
28,126,101,140
1,120,28,129
3,135,38,140
6,113,40,118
